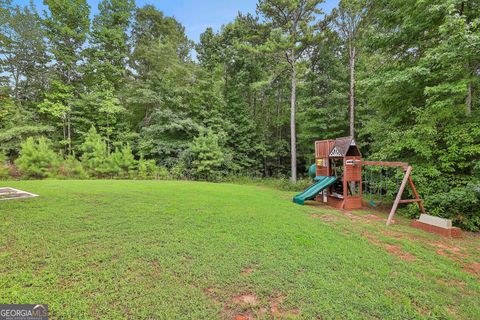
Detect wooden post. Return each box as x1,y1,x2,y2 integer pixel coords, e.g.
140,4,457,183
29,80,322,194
387,165,412,225
408,175,425,214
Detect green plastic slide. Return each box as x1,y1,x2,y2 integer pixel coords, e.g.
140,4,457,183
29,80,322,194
292,176,338,205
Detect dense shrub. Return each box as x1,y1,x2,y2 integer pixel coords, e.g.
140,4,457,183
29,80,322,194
187,129,225,181
223,176,312,192
10,133,480,231
156,166,170,180
0,154,9,179
170,161,187,180
136,157,157,179
16,137,59,178
80,128,136,178
80,127,108,177
423,183,480,232
114,144,136,177
58,155,87,179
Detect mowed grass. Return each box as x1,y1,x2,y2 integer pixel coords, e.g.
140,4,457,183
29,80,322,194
0,180,479,319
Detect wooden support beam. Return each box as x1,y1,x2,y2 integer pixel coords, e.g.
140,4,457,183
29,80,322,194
399,199,423,203
387,165,412,225
407,175,425,213
361,161,409,169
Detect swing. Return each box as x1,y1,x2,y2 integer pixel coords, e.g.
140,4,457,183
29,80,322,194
367,167,402,207
368,167,385,207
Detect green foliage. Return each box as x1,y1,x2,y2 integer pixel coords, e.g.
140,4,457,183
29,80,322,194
79,128,137,178
43,0,90,81
136,157,157,179
16,137,59,178
59,154,87,179
138,109,200,166
3,180,480,318
0,124,54,158
38,80,73,119
357,0,480,230
1,3,48,104
424,184,480,232
79,127,108,177
86,0,135,87
187,129,225,181
170,161,186,180
38,80,75,150
77,83,126,147
0,153,9,179
110,144,136,177
156,166,170,180
1,0,479,228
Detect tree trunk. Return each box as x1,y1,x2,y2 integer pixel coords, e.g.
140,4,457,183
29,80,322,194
67,113,72,155
63,116,67,154
290,63,297,183
466,80,472,115
349,45,356,138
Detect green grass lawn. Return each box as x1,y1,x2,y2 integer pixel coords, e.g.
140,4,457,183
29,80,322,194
0,180,479,319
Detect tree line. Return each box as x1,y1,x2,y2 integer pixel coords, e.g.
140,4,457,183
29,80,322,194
0,0,479,230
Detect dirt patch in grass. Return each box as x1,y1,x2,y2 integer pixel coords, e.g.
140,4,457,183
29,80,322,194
382,230,425,242
240,266,254,276
362,231,381,245
269,295,300,319
232,294,258,305
203,287,222,305
463,262,480,276
431,242,469,258
344,211,396,224
233,315,253,320
362,231,415,261
436,278,466,290
149,259,161,275
221,293,300,320
343,211,362,220
385,244,416,261
222,293,258,320
430,243,479,276
363,214,384,221
309,213,340,222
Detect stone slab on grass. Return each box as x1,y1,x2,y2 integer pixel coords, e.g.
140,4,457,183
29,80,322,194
418,214,452,229
0,187,38,200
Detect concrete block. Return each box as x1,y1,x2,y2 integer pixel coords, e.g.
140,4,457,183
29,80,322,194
411,220,462,238
418,214,452,229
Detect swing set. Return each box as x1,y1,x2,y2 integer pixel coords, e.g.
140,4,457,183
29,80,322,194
311,137,425,225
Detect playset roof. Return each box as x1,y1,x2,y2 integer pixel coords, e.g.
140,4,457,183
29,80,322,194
328,136,360,157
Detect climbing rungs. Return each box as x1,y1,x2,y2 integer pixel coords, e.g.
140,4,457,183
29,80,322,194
399,199,423,203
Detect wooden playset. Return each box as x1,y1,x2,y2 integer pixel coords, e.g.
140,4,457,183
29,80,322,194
293,136,425,225
293,136,462,236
